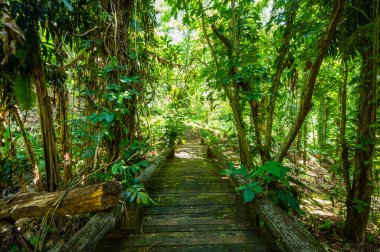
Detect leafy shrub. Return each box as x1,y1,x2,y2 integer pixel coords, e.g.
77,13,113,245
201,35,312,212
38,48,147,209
221,161,305,215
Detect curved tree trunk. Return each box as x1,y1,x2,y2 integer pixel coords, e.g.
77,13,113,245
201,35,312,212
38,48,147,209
276,0,344,162
264,0,298,159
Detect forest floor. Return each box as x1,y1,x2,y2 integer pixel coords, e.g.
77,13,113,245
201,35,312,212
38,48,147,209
214,141,380,252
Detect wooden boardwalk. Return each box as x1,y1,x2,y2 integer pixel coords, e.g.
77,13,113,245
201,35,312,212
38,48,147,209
96,142,279,251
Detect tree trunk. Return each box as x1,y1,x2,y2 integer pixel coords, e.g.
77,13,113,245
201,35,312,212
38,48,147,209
276,0,344,162
264,0,298,158
303,121,308,165
57,86,72,185
229,97,254,169
101,0,138,164
344,44,377,244
339,60,351,205
0,181,121,221
211,19,253,169
12,105,43,191
318,104,328,150
29,22,60,192
250,101,270,163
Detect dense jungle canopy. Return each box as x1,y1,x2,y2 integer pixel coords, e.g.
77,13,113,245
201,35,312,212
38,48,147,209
0,0,379,251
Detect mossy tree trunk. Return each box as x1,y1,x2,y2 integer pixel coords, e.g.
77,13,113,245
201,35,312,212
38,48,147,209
101,0,138,163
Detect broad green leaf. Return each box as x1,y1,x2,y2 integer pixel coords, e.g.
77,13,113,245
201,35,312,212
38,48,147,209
243,189,255,203
14,76,36,110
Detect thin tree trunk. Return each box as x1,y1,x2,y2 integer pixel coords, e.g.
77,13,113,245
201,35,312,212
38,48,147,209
264,0,298,158
345,44,377,244
318,104,328,150
250,101,270,163
30,22,60,192
210,3,254,169
303,121,308,165
339,60,351,203
228,96,254,168
12,105,43,191
58,86,72,185
276,0,344,162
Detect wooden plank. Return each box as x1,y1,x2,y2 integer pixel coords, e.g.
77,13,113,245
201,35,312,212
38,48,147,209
97,243,281,252
147,181,232,187
144,211,236,220
147,188,235,194
100,230,275,247
149,192,235,197
145,205,235,215
149,177,225,182
122,223,254,233
143,218,238,226
151,194,235,206
147,183,233,190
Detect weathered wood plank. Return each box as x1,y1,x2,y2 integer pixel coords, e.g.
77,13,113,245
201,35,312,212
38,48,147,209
98,243,281,252
145,205,235,215
143,217,238,226
151,194,235,206
101,230,275,247
121,223,254,233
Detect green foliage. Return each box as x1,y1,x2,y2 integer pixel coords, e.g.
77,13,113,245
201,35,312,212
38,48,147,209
123,185,154,205
352,199,369,213
222,161,304,215
318,220,332,230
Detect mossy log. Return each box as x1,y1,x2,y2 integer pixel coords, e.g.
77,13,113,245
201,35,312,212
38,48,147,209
0,181,121,221
206,143,325,252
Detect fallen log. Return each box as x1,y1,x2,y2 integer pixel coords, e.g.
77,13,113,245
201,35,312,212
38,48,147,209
206,142,325,252
52,144,176,252
0,181,121,221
